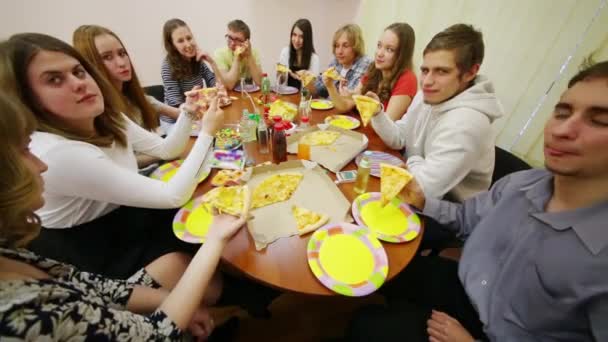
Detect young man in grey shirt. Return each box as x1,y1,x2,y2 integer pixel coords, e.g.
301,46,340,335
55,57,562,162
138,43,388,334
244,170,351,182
347,61,608,341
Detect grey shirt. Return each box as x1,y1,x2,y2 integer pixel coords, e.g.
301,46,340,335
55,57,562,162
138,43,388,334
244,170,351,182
424,169,608,341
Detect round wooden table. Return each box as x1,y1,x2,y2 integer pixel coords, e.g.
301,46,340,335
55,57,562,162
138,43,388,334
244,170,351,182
188,91,423,295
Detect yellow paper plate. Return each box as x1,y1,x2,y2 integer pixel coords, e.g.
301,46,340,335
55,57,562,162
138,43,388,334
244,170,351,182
324,115,361,130
311,99,334,110
307,222,388,296
173,196,213,243
149,160,209,183
352,192,421,243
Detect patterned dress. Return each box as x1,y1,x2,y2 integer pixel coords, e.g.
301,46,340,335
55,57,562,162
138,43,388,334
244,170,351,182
0,248,183,341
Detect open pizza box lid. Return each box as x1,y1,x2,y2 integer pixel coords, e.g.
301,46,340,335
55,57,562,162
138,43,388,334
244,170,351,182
286,125,368,173
247,160,352,250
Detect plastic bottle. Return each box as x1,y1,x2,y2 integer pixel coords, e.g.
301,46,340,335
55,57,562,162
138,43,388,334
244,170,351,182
298,88,311,124
272,122,287,164
257,116,269,154
354,151,372,194
261,73,271,104
299,116,310,130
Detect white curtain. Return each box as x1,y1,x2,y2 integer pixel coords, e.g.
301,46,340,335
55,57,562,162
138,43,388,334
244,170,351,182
357,0,608,166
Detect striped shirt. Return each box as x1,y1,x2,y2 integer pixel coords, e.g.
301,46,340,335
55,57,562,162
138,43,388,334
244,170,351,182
160,58,216,123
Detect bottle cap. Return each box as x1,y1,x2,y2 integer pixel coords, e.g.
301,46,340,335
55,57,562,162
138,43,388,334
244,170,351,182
274,122,285,131
360,158,370,168
262,73,268,77
272,115,282,123
301,116,310,123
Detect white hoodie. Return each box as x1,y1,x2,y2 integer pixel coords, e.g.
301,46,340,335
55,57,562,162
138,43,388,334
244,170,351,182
371,75,503,202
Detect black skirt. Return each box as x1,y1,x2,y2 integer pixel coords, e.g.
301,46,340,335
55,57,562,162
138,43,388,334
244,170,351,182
29,206,198,279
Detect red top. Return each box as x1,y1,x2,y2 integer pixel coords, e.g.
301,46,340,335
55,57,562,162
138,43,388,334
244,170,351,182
361,69,418,108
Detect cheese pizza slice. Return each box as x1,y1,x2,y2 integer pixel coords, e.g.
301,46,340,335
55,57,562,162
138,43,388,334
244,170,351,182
296,70,316,86
353,95,380,127
380,163,413,207
234,45,246,56
299,130,341,146
322,66,342,81
276,63,290,74
252,172,303,209
196,87,218,108
201,185,251,216
292,205,329,235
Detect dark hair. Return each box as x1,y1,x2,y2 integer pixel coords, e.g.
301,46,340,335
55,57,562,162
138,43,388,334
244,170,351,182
228,19,251,40
73,25,159,131
2,33,127,147
568,60,608,88
289,18,316,70
362,22,415,104
424,24,484,74
163,18,199,80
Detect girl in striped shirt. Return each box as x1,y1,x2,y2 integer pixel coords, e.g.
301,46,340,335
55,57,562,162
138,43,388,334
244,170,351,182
161,18,224,129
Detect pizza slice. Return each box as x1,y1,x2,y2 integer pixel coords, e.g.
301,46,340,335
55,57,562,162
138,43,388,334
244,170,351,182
296,70,316,86
276,63,290,74
252,172,303,209
201,185,251,216
380,163,413,207
322,66,342,81
353,95,381,127
299,130,341,146
234,45,246,56
292,205,329,235
196,87,218,108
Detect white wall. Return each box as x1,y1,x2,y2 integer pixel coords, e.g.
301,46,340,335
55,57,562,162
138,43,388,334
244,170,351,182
0,0,361,86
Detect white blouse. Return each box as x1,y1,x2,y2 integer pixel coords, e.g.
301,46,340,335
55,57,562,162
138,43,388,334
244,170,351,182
278,46,320,75
32,112,212,228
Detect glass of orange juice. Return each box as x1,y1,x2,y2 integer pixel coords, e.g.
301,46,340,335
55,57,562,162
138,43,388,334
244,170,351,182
297,141,311,160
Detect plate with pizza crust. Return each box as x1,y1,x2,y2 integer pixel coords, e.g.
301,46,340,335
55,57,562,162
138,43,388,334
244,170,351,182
172,196,213,244
149,160,209,183
355,151,405,177
351,192,421,243
307,222,388,296
311,99,335,111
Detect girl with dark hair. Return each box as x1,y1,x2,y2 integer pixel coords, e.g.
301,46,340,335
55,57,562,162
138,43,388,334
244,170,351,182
161,18,224,131
278,18,319,88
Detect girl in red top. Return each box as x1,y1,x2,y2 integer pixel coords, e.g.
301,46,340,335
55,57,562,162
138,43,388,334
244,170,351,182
324,23,417,121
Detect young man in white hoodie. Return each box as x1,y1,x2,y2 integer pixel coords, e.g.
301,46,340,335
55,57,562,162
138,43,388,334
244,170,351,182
370,24,503,202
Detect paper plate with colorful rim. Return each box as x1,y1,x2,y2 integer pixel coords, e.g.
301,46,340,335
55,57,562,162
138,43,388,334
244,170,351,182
173,196,213,244
311,99,334,110
149,160,209,183
324,114,360,130
307,222,388,297
234,84,260,93
355,151,405,177
352,192,421,243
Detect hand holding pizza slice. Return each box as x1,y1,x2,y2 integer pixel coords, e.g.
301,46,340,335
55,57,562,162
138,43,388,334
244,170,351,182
380,163,413,207
322,66,342,81
353,94,381,127
201,185,252,217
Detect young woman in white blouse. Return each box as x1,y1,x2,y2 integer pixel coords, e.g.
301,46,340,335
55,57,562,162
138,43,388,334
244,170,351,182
3,33,224,299
278,18,320,89
0,89,246,340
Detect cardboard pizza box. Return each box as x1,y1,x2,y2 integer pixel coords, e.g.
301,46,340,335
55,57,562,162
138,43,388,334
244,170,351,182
246,160,352,250
286,125,368,173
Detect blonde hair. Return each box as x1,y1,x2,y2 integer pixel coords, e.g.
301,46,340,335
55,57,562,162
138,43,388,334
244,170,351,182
73,25,159,131
0,90,42,248
3,33,127,147
332,24,365,59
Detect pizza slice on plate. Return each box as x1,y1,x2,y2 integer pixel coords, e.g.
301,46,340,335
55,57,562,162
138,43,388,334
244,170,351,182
380,163,413,207
322,66,342,81
251,172,303,209
201,185,251,216
353,95,381,127
292,205,329,235
296,70,316,86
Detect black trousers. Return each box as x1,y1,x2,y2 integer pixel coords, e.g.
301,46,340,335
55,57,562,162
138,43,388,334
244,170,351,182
346,256,487,341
